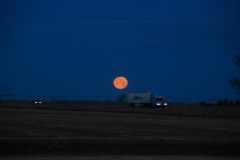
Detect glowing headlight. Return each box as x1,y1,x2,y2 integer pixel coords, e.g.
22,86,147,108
157,103,161,105
33,101,42,104
164,103,168,105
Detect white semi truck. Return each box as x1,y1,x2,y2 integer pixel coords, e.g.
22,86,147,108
127,92,168,107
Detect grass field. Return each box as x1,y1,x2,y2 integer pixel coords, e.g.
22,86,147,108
0,101,240,158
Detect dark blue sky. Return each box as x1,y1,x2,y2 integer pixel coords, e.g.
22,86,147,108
1,0,240,102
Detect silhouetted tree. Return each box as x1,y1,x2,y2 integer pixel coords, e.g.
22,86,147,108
199,101,207,106
235,100,240,106
216,100,223,106
230,55,240,91
223,98,229,106
117,94,126,102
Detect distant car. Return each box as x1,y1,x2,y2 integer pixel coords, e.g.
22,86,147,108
32,100,42,104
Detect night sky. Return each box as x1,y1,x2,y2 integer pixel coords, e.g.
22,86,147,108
1,0,240,102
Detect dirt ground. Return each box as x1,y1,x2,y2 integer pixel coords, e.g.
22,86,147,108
0,102,239,158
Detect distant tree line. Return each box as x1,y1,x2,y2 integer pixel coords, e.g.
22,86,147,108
199,98,240,107
199,55,240,107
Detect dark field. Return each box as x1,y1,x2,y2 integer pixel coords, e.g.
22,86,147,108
0,101,240,158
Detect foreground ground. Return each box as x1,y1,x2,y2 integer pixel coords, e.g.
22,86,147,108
2,155,240,160
0,102,239,159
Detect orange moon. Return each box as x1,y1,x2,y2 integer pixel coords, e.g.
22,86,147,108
113,76,128,89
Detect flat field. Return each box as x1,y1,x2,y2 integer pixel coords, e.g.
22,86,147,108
0,101,240,158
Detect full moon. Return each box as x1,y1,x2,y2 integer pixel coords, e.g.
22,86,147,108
113,76,128,89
